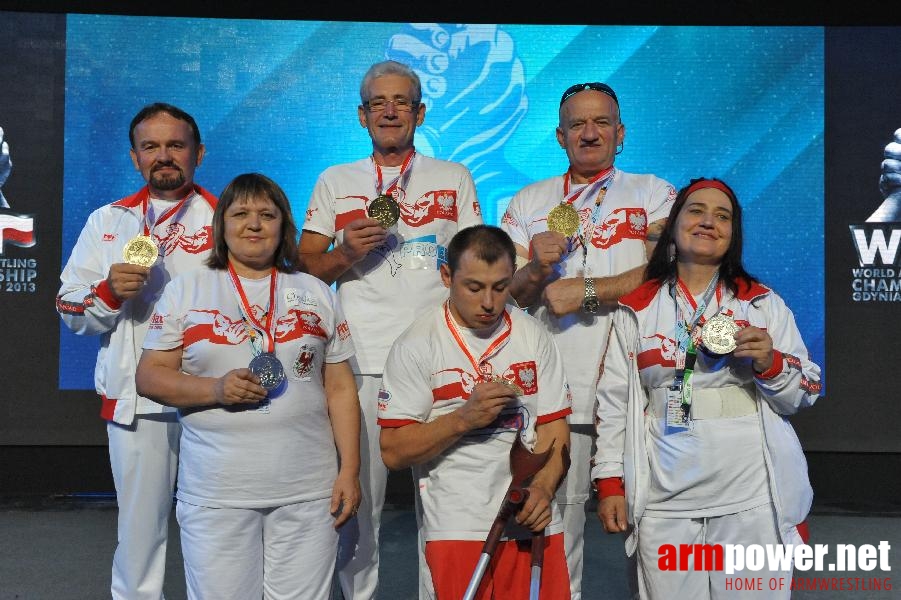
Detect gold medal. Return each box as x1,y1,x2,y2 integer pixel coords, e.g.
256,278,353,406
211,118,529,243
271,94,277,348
491,375,524,396
122,235,159,267
367,194,400,228
547,202,580,237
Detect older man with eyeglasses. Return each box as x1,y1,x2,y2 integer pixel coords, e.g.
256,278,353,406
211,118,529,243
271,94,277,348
299,59,483,600
500,82,677,599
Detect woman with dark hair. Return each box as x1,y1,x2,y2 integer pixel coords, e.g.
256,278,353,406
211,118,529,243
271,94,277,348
592,178,822,599
135,173,361,600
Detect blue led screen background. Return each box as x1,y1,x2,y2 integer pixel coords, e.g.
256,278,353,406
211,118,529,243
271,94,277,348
58,19,824,390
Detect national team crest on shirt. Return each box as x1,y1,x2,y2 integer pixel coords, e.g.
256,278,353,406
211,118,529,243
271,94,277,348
275,310,329,341
292,344,316,380
588,207,647,249
398,189,458,226
504,361,538,395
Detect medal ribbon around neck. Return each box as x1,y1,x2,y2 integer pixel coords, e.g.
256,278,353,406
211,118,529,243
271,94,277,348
670,273,721,405
372,149,417,199
226,263,279,356
561,165,615,208
141,186,195,238
562,167,615,274
443,300,513,383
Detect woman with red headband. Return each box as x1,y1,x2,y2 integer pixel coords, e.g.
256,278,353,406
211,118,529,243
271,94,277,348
592,178,822,599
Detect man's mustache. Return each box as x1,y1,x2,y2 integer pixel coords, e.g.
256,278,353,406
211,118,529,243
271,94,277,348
152,162,182,172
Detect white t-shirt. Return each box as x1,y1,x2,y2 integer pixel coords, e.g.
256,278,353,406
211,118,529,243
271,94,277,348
378,304,572,541
501,169,676,423
143,268,355,508
303,153,483,373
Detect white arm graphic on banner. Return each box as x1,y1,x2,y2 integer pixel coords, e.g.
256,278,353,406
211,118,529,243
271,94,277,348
0,127,11,209
873,127,901,222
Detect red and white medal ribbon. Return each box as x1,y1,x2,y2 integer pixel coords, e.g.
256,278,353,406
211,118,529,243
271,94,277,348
140,186,195,238
372,149,417,199
443,301,512,383
226,263,278,356
562,166,615,275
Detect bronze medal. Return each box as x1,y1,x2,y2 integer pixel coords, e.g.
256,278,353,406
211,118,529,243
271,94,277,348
367,194,400,228
122,235,159,268
700,313,740,355
547,202,580,237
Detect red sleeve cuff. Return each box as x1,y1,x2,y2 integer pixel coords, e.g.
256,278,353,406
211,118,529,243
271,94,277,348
536,407,572,425
754,349,783,380
376,418,419,429
596,477,625,500
93,280,123,310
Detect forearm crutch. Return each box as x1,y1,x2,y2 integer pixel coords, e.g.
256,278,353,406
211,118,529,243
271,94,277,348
462,487,530,600
529,529,545,600
462,436,552,600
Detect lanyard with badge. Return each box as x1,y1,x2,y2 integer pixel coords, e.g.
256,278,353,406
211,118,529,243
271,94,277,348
366,149,416,229
575,168,615,278
666,274,720,428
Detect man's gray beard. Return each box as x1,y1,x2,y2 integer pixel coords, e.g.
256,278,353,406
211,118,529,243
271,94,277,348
150,171,186,191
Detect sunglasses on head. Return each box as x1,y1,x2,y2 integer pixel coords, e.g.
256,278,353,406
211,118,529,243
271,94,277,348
559,82,618,107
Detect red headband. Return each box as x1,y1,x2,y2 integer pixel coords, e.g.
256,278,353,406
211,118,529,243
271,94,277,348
684,178,735,199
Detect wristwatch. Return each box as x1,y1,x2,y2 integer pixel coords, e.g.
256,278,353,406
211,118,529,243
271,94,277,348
582,277,600,313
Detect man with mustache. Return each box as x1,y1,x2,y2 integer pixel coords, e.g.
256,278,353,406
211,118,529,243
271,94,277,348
57,103,216,600
500,82,676,599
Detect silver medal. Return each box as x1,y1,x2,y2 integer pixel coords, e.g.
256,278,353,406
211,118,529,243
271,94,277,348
249,352,286,390
699,314,740,355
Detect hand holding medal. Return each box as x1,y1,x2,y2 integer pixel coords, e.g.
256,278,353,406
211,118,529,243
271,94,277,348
122,235,159,267
490,375,524,397
367,194,400,228
214,368,269,405
732,324,776,373
699,313,741,356
249,352,286,390
367,150,415,229
547,202,580,237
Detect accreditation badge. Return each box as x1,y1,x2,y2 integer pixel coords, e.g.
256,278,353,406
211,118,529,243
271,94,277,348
666,386,690,429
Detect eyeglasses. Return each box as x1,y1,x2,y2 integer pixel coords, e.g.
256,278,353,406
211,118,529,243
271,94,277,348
559,82,619,107
362,98,421,113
